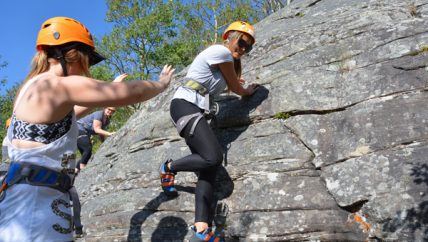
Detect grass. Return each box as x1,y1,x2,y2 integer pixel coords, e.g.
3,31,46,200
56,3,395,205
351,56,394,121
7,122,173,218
273,112,291,120
418,44,428,53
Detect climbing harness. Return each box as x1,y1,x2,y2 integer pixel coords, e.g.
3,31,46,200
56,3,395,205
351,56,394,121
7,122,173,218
173,79,219,136
184,79,209,96
0,160,82,234
0,162,74,201
183,79,211,115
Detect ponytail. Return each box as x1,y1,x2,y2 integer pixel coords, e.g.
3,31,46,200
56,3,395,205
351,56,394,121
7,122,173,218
223,31,243,79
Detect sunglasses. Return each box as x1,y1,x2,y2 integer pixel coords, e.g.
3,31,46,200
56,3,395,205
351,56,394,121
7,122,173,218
238,38,253,53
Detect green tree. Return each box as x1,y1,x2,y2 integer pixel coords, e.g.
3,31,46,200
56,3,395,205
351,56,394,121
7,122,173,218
0,55,8,94
101,0,266,72
175,0,263,58
102,0,182,76
99,0,264,112
0,83,19,153
90,63,115,81
89,64,134,139
99,0,187,112
81,64,133,155
0,55,11,152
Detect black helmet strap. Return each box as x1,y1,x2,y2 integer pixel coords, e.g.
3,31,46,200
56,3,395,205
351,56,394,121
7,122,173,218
45,42,105,75
53,48,68,77
46,42,89,77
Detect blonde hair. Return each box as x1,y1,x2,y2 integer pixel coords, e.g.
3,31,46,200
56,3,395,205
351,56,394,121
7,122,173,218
223,31,244,78
16,48,91,99
26,48,91,81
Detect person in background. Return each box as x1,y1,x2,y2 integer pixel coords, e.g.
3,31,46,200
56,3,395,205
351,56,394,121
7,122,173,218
76,105,120,171
73,103,123,236
160,21,258,241
0,16,174,242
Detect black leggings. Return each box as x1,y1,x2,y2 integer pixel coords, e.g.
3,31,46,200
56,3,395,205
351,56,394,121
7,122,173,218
77,131,92,167
170,99,223,224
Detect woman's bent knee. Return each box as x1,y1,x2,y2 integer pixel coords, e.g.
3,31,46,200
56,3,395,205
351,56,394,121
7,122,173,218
205,150,223,167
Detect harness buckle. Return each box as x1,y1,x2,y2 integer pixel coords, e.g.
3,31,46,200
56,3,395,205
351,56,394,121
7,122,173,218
183,79,209,96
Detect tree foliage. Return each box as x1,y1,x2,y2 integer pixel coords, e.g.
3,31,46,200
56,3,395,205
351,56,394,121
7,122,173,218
0,83,19,150
101,0,182,77
101,0,264,76
176,0,263,53
98,0,266,113
0,55,8,94
89,64,134,134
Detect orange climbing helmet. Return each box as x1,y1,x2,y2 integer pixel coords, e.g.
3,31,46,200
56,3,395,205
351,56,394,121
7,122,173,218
223,21,255,43
36,16,105,66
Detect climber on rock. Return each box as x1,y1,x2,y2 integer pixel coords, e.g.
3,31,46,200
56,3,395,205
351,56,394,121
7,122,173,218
76,104,122,171
0,16,174,241
159,21,259,241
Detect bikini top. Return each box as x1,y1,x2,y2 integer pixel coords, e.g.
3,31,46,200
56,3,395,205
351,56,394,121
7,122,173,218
10,112,73,144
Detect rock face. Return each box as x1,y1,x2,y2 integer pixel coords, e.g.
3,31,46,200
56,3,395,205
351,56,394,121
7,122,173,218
75,0,428,241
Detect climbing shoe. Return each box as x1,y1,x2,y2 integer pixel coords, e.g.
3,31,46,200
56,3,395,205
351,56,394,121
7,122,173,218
74,226,83,238
160,159,178,197
189,225,224,242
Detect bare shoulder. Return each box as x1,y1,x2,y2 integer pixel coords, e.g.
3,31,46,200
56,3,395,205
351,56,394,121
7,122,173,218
15,74,74,122
17,73,57,97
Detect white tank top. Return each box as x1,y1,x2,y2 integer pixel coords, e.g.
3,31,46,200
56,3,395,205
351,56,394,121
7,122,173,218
0,74,78,242
172,44,233,110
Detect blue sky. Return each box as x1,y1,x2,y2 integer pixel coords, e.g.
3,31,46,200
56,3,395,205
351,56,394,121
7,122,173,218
0,0,112,94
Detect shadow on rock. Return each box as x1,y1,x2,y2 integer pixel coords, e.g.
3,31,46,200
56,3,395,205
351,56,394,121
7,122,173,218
175,165,235,228
213,166,234,200
206,165,235,226
126,167,233,241
213,86,269,166
382,162,428,241
173,165,233,199
127,192,177,242
151,216,188,242
412,163,428,186
213,85,269,129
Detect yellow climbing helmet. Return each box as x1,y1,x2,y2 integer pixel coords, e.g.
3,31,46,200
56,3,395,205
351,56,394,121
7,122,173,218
223,21,255,43
36,16,105,65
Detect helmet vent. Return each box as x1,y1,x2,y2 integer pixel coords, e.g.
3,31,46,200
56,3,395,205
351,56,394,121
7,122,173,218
43,24,51,29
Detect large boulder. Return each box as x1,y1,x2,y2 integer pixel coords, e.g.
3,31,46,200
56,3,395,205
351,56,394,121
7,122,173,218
76,0,428,241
